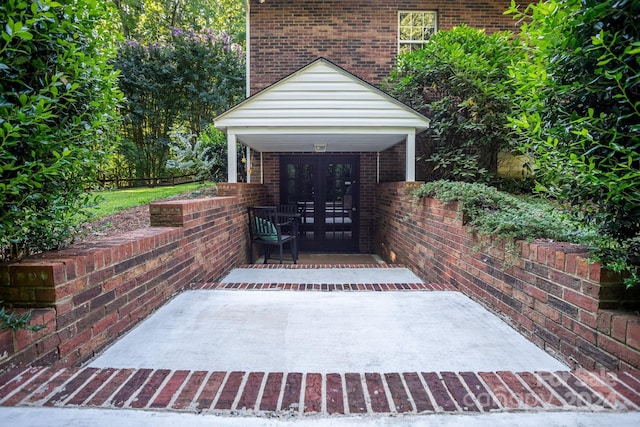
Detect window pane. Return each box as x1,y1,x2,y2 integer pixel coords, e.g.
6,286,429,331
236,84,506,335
398,11,437,45
399,26,411,41
411,27,422,41
424,13,435,27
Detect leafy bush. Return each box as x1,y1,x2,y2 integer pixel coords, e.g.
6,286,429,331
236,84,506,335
0,0,122,261
386,25,520,182
507,0,639,287
413,180,595,245
113,28,245,182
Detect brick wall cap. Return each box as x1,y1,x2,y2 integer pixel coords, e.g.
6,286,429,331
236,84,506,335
525,240,590,253
149,196,235,208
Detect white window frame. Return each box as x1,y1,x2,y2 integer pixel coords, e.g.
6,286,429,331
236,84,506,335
398,11,438,54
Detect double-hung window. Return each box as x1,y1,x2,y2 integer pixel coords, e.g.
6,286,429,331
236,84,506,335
398,11,438,54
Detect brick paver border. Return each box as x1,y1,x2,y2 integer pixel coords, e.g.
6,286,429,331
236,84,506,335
1,367,639,416
240,263,401,269
199,282,455,291
194,263,456,290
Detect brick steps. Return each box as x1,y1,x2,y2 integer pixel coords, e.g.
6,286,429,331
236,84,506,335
2,367,639,416
238,263,404,269
196,262,456,291
196,282,456,291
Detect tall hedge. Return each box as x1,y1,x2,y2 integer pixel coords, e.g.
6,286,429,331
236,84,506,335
0,0,122,260
508,0,639,286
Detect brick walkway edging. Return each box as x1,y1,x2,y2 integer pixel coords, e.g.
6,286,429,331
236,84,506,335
199,282,456,291
240,263,402,269
1,367,639,416
198,263,456,291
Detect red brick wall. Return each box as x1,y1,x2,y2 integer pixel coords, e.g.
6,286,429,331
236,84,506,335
379,143,406,183
359,153,377,253
217,182,269,207
375,182,640,370
261,152,280,206
250,0,528,93
0,186,266,373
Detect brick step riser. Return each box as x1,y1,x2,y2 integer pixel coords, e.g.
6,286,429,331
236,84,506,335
198,283,455,291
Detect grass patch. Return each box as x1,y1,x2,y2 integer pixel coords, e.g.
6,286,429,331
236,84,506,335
90,183,214,219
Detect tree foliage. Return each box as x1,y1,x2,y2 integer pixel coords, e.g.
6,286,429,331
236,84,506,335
385,25,520,182
0,0,122,260
112,0,245,43
113,28,245,182
507,0,640,286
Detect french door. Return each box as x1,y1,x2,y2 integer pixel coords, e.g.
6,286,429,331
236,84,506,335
280,155,359,252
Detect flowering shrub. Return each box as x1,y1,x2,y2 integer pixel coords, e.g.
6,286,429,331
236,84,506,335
113,28,245,182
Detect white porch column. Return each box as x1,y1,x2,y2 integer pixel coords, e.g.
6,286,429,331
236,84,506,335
260,152,264,184
406,130,416,182
245,146,251,183
227,132,237,183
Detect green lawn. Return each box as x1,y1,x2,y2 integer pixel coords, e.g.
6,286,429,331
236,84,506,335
91,183,213,218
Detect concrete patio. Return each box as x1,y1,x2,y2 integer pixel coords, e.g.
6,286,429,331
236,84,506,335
1,263,639,426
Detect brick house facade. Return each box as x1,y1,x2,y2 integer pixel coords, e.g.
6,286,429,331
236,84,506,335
248,0,525,93
216,0,530,253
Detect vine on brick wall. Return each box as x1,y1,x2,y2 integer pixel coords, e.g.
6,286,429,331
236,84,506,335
0,304,44,332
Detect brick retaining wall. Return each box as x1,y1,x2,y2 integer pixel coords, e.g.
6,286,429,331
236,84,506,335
374,182,640,370
0,184,266,373
2,181,638,374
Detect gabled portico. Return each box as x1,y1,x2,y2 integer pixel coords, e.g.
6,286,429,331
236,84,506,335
214,58,429,183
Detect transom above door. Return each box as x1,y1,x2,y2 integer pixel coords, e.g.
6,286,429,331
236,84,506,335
280,154,359,252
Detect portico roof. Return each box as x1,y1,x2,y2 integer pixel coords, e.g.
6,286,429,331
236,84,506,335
214,58,429,153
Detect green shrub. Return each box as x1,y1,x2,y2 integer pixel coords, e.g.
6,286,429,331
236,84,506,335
413,180,595,245
113,28,245,182
413,180,640,287
0,0,122,261
507,0,640,287
167,125,227,182
386,25,520,182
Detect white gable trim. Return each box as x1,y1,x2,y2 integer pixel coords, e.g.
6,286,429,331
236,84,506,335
214,58,429,182
215,58,428,133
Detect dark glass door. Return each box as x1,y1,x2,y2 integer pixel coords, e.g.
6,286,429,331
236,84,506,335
280,155,359,252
